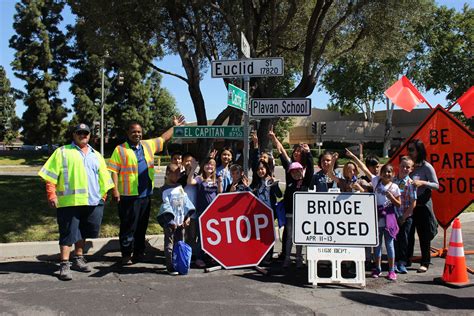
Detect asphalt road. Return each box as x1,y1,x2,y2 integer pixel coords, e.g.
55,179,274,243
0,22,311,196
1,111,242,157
1,214,474,315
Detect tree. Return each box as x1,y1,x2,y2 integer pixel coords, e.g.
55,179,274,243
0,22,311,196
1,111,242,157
69,0,436,159
0,66,20,144
320,1,435,156
411,5,473,101
9,0,70,148
67,15,180,145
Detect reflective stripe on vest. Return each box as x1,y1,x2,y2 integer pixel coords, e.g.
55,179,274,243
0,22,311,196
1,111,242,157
57,146,88,197
39,167,58,180
118,145,131,195
141,141,155,169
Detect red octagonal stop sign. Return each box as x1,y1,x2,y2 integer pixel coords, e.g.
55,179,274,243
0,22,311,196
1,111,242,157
199,192,275,269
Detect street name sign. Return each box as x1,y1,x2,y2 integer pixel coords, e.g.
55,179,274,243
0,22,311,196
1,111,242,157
389,105,474,229
227,83,247,112
173,126,243,139
293,192,378,246
211,58,284,78
250,98,311,117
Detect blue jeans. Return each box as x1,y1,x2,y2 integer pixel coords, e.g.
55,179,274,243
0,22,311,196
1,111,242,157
395,216,413,264
375,227,395,260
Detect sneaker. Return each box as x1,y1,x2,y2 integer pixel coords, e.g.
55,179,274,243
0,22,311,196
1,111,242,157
195,259,206,268
72,256,92,272
417,265,428,273
394,263,401,274
121,255,133,266
398,264,408,274
59,261,72,281
132,253,145,264
371,268,381,278
167,270,179,276
387,270,397,281
296,258,304,269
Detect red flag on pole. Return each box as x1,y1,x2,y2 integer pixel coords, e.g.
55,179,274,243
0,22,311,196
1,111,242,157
457,86,474,118
384,76,426,112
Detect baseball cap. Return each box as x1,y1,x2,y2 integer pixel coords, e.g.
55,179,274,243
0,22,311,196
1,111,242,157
73,123,90,134
288,162,303,172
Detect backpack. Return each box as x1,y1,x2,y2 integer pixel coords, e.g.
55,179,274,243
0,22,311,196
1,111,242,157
172,241,192,275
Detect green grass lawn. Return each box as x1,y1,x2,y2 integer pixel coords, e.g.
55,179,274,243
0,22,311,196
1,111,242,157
0,153,50,165
0,176,163,243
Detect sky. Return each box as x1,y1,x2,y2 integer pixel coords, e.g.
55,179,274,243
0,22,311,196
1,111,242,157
0,0,471,123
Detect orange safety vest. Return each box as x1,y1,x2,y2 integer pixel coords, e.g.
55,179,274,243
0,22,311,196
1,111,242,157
108,138,162,196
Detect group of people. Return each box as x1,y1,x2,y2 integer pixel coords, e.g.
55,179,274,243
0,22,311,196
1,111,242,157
39,119,439,281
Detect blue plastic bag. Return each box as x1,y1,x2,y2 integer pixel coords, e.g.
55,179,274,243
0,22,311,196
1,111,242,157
172,241,192,275
275,201,286,228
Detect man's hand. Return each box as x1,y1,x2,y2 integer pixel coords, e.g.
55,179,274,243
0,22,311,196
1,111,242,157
48,198,58,209
173,115,186,126
112,189,120,203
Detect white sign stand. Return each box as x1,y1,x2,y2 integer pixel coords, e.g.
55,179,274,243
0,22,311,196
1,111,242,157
307,246,366,288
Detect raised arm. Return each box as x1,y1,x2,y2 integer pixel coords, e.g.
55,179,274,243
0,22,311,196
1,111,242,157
160,115,186,143
268,125,290,162
187,159,199,186
345,148,374,178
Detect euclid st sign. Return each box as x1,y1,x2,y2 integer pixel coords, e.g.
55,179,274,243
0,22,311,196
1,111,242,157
293,192,378,246
211,58,284,78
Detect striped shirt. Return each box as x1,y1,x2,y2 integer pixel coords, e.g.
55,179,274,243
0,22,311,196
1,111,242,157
394,175,417,217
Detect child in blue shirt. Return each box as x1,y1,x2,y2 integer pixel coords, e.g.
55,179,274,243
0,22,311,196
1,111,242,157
157,163,195,275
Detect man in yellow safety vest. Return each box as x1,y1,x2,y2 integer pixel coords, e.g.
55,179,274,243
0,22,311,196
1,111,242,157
38,123,114,281
108,115,185,265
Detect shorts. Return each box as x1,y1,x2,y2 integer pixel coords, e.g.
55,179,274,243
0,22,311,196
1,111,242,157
57,202,104,246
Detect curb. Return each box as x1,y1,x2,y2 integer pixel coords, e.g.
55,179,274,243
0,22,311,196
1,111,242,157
1,213,473,261
0,235,163,261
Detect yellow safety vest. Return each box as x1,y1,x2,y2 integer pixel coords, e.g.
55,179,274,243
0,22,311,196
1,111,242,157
38,144,114,208
108,138,163,196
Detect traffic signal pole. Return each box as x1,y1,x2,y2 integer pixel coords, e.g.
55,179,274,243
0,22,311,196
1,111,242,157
100,66,105,156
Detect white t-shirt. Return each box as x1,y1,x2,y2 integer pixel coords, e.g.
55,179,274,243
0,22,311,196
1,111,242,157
371,176,401,227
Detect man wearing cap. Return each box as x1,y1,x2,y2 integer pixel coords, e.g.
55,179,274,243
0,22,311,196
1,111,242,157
108,115,185,265
38,123,114,281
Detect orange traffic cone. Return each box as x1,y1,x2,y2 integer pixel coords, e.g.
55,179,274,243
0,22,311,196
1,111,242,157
434,218,472,288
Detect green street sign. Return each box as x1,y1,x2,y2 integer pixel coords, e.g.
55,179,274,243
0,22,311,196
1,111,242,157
227,83,247,112
173,126,244,139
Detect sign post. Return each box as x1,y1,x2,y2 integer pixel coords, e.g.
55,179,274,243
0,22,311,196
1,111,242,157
199,192,275,269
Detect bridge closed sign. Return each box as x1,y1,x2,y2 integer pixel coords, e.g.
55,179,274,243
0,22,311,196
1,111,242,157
293,192,378,246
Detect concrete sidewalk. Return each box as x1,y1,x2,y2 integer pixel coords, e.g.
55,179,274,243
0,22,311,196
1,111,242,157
1,212,474,261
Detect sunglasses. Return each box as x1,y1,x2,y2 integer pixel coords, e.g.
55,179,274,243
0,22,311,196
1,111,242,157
407,147,415,152
76,131,90,136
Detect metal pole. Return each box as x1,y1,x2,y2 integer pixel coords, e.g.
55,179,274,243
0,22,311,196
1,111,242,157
100,66,105,155
243,76,250,176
